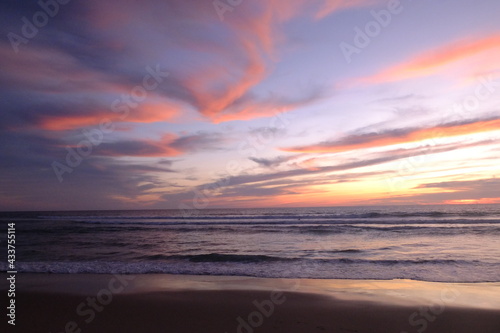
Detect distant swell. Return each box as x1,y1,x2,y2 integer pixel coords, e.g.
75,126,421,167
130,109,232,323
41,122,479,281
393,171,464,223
331,249,362,253
183,253,284,263
5,258,496,282
3,206,499,283
36,209,500,224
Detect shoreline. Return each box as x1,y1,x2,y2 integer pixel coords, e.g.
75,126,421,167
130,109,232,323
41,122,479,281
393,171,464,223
2,273,500,332
6,273,500,308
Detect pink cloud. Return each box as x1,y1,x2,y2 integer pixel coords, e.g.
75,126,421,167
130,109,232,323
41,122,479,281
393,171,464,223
37,101,181,131
352,34,500,85
281,117,500,153
97,133,183,157
315,0,385,19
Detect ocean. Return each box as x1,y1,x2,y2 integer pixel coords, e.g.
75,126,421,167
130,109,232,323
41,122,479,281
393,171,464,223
1,204,499,282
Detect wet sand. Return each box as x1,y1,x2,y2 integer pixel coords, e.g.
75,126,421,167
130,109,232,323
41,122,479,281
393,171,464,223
3,274,500,333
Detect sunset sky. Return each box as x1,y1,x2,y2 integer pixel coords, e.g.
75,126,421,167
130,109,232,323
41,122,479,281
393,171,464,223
1,0,500,211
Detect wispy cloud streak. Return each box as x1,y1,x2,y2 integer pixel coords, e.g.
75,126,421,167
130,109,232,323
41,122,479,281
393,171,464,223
281,117,500,153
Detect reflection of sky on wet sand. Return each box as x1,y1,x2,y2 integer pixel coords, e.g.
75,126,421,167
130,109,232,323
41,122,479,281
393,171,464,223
19,274,498,309
132,275,500,309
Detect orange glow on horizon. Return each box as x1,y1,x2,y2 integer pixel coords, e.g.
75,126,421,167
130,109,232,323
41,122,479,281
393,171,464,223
442,198,500,205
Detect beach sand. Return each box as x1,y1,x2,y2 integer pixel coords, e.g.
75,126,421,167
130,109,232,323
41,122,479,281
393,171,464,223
3,274,500,333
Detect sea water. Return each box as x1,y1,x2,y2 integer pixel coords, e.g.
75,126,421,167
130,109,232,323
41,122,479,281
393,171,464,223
1,204,499,282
